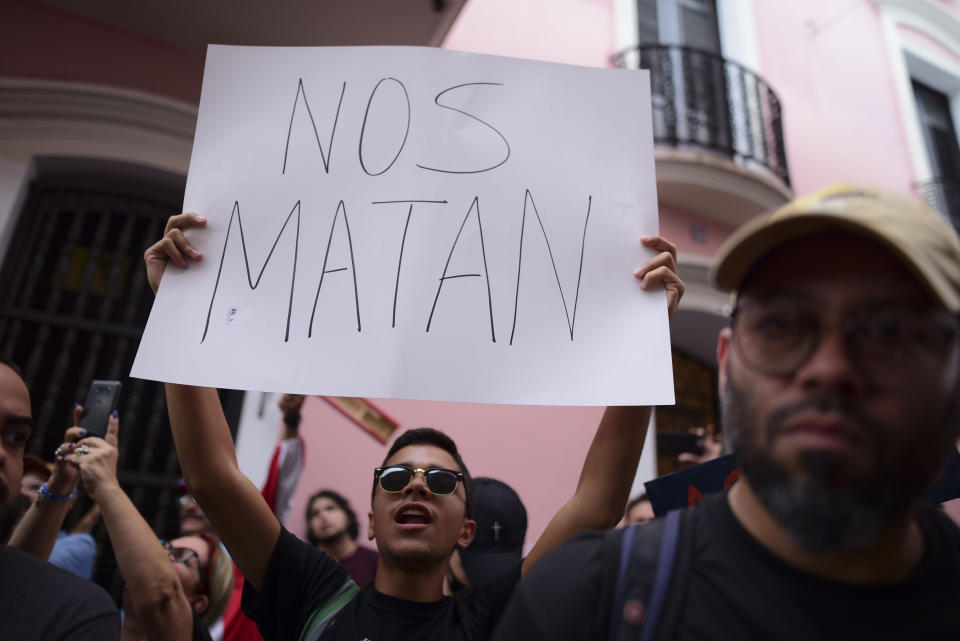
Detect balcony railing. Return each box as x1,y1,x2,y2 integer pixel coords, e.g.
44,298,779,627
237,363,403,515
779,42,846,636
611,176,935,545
913,177,960,233
613,44,790,188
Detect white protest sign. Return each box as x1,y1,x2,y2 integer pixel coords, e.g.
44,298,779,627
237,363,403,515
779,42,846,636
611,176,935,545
132,45,673,406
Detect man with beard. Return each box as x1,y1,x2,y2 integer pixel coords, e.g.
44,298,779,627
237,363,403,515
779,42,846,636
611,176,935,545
305,489,378,587
0,357,120,640
491,184,960,641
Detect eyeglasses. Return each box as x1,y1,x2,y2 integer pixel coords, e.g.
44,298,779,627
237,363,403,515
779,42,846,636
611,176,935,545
161,540,208,596
178,494,197,508
374,465,464,495
162,540,199,565
730,301,959,383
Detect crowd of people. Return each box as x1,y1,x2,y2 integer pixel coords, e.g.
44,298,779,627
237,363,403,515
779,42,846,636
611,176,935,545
0,182,958,640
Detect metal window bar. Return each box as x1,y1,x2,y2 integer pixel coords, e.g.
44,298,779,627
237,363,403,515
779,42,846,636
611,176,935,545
913,178,960,233
0,176,243,603
612,43,791,188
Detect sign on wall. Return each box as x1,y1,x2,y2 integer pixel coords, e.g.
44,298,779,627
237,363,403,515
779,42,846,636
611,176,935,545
132,45,673,406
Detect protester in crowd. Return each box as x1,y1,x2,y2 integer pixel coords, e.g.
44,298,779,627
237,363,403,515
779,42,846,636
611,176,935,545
144,213,683,641
15,453,52,532
20,453,50,502
179,482,215,536
17,449,101,578
306,489,378,587
175,482,227,641
180,394,305,538
492,184,960,640
444,477,527,594
623,493,654,526
261,394,306,527
676,422,723,465
0,357,120,640
61,411,233,641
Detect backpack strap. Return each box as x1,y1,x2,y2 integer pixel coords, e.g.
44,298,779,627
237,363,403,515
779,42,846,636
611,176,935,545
650,508,695,641
607,508,692,641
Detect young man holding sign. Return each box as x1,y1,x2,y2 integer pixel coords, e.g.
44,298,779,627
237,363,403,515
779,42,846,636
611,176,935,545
144,213,683,641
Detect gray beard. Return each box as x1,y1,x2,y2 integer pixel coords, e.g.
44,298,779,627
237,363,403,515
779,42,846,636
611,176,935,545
721,371,931,553
738,446,913,551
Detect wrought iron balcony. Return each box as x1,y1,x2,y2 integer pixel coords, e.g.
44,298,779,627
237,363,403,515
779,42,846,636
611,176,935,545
913,177,960,233
613,44,790,188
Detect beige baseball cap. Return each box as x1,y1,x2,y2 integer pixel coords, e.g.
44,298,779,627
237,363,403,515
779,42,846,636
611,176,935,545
711,183,960,312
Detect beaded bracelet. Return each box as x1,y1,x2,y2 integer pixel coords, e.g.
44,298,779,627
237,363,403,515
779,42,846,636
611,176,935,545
38,483,78,503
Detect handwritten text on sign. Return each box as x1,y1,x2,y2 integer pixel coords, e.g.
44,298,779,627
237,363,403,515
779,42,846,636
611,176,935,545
132,46,673,406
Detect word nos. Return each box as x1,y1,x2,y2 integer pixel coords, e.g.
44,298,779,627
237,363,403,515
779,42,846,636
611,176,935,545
280,76,512,177
201,191,592,346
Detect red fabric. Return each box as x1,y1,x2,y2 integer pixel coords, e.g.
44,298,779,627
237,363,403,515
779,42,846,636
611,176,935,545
260,444,283,513
223,562,262,641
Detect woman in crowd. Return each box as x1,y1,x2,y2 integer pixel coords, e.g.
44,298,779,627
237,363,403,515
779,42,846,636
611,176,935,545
63,411,233,641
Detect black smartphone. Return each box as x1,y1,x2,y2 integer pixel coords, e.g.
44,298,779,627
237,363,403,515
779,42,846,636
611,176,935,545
656,431,704,456
79,380,121,438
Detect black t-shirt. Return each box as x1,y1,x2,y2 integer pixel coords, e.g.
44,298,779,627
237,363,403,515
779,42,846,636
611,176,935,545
0,545,120,640
493,493,960,641
243,527,521,641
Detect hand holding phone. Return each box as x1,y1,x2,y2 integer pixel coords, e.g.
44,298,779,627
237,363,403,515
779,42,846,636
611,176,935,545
78,380,121,438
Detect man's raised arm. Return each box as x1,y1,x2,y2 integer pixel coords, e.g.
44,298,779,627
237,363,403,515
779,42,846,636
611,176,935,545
522,236,683,575
146,213,280,590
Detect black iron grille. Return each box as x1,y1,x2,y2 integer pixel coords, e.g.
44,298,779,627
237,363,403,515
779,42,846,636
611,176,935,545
913,177,960,233
612,44,791,188
0,172,242,602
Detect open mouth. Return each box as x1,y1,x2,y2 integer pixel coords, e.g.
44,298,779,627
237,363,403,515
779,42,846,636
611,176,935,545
395,503,433,527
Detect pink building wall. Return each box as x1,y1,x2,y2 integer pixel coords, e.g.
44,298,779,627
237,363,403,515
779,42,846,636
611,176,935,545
659,203,733,257
751,0,917,196
444,0,616,67
1,0,204,104
899,23,960,66
285,396,606,547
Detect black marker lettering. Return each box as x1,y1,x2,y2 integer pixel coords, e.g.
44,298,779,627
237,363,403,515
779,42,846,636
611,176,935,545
426,197,496,342
202,200,301,343
282,78,346,174
417,82,511,174
308,200,361,336
359,78,411,176
509,191,592,344
372,199,448,328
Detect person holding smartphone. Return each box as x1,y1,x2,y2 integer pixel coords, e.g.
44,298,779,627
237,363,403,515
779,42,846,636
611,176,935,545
62,412,234,641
